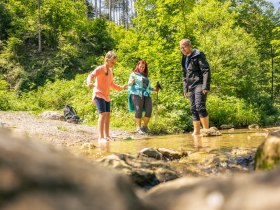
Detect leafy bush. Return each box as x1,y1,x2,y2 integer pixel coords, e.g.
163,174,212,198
207,95,261,127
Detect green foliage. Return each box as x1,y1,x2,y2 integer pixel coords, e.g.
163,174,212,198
0,0,279,133
186,0,261,101
77,18,116,57
0,2,12,41
207,95,261,127
0,80,11,110
0,0,116,91
231,0,275,58
40,0,87,48
0,79,33,111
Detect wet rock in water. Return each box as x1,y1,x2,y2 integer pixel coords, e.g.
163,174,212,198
228,128,235,132
255,130,280,170
201,127,222,137
98,153,179,189
236,156,254,167
80,142,96,150
248,124,260,130
220,124,234,129
0,121,6,128
155,167,180,183
157,148,188,160
40,111,64,121
143,165,280,210
139,148,163,160
0,128,150,210
227,148,256,171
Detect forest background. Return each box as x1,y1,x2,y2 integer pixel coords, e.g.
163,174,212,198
0,0,279,133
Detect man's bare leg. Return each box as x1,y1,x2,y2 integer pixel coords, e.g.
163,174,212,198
200,116,209,129
192,121,201,135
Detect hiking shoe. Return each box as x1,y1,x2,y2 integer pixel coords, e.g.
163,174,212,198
141,126,150,134
136,128,146,135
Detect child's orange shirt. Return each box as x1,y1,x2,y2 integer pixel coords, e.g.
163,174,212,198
87,65,124,102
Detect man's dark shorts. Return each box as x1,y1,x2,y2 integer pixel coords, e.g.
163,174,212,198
189,84,208,121
94,97,110,113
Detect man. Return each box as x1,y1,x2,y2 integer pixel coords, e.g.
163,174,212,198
180,39,211,135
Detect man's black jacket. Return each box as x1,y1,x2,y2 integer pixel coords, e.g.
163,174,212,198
181,49,211,92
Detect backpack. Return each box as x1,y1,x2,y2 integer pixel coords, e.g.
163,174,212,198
63,105,80,124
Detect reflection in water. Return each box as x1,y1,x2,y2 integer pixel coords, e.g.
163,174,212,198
99,141,110,152
193,135,202,149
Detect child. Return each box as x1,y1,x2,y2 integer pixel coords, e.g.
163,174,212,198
87,51,127,143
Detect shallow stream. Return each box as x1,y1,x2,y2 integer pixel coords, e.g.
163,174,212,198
68,128,279,177
73,129,266,158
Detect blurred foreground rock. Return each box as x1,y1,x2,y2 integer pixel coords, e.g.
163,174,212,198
255,130,280,170
2,124,280,210
143,165,280,210
0,128,150,210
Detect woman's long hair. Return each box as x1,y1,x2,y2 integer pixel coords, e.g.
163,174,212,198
133,60,148,77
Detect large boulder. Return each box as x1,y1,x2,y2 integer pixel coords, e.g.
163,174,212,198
143,166,280,210
0,128,150,210
98,153,179,189
255,130,280,170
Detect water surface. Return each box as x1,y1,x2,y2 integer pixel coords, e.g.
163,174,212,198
73,129,268,160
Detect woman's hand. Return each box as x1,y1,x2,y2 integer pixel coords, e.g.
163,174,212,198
129,79,135,86
123,85,128,90
87,83,94,89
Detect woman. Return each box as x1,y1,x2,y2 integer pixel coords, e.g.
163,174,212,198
87,51,127,143
128,60,158,134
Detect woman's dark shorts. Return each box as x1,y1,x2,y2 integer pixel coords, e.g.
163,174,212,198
94,97,110,113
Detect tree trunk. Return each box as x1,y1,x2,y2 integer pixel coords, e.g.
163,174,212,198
271,45,274,104
99,0,101,18
95,0,97,18
38,0,42,52
109,0,112,21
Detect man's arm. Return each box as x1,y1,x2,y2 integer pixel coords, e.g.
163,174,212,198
198,52,211,91
182,56,189,97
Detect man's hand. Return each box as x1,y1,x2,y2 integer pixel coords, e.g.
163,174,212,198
184,92,189,98
202,89,209,95
123,85,128,90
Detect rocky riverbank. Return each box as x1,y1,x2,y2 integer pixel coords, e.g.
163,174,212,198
1,126,280,210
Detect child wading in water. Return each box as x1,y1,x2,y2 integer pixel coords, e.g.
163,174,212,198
87,51,127,143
